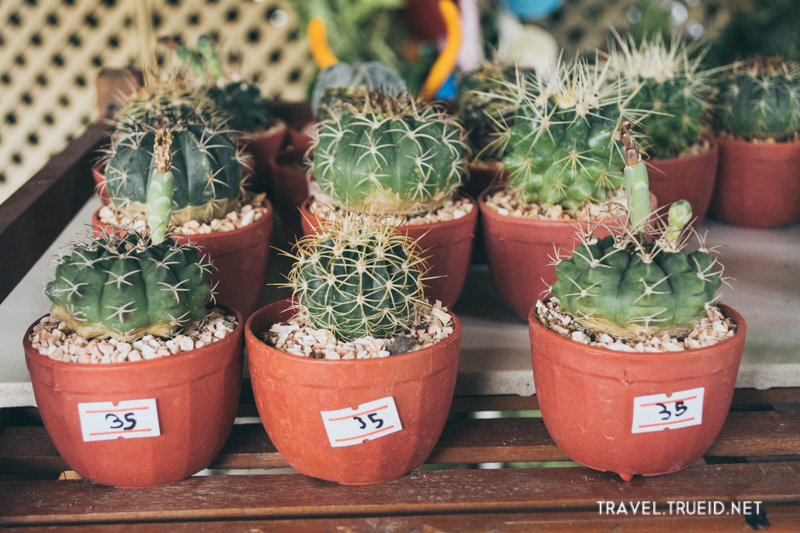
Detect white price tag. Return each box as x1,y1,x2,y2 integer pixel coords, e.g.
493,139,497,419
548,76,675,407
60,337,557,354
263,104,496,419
320,397,403,448
632,387,704,434
78,399,161,442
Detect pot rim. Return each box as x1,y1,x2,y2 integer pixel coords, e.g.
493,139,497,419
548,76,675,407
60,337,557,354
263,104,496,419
714,135,800,147
24,304,244,370
528,300,746,361
245,297,462,368
237,119,288,143
300,193,478,233
645,139,718,166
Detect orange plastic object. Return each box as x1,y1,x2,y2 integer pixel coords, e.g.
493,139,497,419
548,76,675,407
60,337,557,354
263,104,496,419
245,298,461,484
647,142,718,228
479,189,654,320
299,194,478,309
420,0,462,101
711,137,800,227
92,199,273,317
23,307,244,488
529,303,746,481
308,17,339,69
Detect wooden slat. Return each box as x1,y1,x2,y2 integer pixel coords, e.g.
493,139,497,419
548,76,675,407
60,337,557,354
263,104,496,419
3,411,799,474
1,462,798,526
0,505,794,532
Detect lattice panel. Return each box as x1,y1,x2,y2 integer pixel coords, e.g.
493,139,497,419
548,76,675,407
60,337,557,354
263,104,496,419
0,0,314,204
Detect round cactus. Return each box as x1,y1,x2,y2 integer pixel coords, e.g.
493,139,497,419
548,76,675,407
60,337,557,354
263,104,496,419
287,215,427,342
497,58,647,210
45,231,213,341
311,61,407,120
608,33,716,159
550,122,722,339
310,91,467,216
716,57,800,140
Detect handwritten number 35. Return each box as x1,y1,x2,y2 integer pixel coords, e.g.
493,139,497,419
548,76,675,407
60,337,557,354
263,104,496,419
105,412,137,431
353,413,384,430
656,401,688,421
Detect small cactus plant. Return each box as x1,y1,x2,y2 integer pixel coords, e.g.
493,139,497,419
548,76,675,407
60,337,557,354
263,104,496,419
495,58,647,210
286,215,427,342
715,56,800,141
104,85,246,225
311,61,407,120
550,121,723,339
310,91,467,216
608,33,716,159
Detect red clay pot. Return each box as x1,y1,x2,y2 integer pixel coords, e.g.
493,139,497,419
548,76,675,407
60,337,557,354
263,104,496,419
300,195,478,309
711,137,800,228
267,148,311,241
647,142,718,228
529,303,746,481
92,162,111,205
239,122,288,195
464,160,508,201
286,127,313,155
92,200,273,317
245,298,461,484
23,307,244,488
479,189,654,320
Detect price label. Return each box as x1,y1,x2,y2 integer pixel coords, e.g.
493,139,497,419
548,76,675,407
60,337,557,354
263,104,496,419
321,397,403,448
78,399,160,442
632,387,704,434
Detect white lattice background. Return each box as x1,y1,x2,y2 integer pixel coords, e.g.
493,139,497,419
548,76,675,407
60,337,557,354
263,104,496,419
0,0,743,203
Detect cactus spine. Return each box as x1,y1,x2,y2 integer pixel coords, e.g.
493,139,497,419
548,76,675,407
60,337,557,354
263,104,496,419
287,215,427,342
550,121,722,339
311,61,407,120
716,57,800,140
310,91,467,216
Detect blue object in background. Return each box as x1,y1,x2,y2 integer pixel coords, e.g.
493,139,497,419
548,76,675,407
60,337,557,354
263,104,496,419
436,72,457,100
501,0,562,21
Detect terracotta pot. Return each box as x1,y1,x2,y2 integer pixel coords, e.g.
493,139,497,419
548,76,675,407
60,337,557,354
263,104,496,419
300,195,478,309
401,0,447,41
245,298,461,484
286,127,313,155
647,142,718,228
92,162,111,205
465,160,508,264
239,122,288,196
711,137,800,227
92,200,273,317
529,303,746,481
479,189,655,320
267,148,311,241
23,307,244,488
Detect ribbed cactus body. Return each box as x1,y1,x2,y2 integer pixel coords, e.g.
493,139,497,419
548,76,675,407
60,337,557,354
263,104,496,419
717,57,800,140
311,94,466,215
45,232,212,341
311,61,407,120
552,235,721,338
289,217,425,342
207,81,271,132
105,125,243,224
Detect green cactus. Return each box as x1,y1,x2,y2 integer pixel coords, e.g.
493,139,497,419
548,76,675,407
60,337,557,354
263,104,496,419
716,57,800,141
104,88,245,225
287,215,427,342
45,231,213,341
608,33,716,159
310,91,467,216
497,58,646,210
311,61,407,120
550,122,722,339
456,63,535,159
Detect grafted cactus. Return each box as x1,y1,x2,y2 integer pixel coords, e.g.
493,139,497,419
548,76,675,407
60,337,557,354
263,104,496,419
104,87,245,225
310,91,467,216
287,215,427,342
496,58,647,210
311,61,407,120
45,231,212,341
551,122,722,339
716,57,800,140
608,33,716,159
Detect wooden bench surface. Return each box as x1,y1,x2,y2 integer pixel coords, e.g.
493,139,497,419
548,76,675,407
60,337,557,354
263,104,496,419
1,387,798,530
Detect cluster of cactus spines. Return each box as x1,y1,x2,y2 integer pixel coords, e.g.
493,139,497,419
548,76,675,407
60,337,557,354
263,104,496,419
114,83,222,134
311,61,407,120
716,57,800,141
550,122,723,339
104,91,246,225
608,33,716,159
494,57,648,210
286,214,428,342
166,35,272,132
456,63,535,159
310,90,467,216
46,230,213,342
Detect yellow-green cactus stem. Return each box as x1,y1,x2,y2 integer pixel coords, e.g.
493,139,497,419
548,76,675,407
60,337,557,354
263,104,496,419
146,129,175,245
